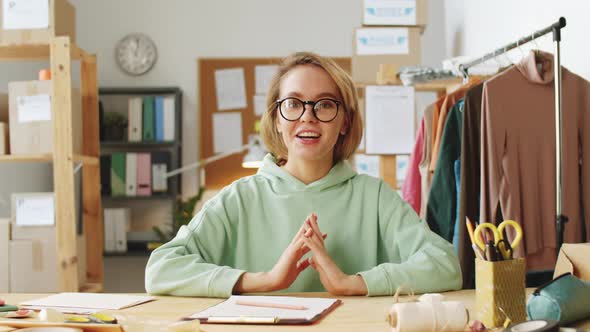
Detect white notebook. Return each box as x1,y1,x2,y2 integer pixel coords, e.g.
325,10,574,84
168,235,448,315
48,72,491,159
20,293,155,314
188,295,341,325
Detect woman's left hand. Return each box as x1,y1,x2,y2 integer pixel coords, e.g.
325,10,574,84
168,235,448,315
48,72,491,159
302,214,368,296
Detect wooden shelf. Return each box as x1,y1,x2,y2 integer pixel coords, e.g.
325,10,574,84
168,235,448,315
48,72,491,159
0,42,88,61
102,194,176,201
0,154,99,166
100,141,179,148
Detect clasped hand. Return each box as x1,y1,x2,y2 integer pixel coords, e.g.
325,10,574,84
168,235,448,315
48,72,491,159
234,213,367,295
272,213,367,295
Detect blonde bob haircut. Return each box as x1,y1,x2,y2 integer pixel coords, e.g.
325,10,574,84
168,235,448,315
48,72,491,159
260,52,363,165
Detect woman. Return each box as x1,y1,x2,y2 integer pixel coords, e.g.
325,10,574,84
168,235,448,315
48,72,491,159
145,52,461,297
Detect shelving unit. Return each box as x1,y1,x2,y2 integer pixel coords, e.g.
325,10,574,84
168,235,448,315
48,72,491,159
0,37,103,292
98,87,182,253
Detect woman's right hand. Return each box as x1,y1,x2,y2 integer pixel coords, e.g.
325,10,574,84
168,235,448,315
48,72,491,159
233,214,326,293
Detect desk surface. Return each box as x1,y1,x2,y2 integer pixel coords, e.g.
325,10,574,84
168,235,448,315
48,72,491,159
1,291,589,331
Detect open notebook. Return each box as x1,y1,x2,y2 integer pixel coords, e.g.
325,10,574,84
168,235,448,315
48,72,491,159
187,295,341,324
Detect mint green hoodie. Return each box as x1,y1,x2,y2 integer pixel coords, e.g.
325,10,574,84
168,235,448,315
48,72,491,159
145,154,461,297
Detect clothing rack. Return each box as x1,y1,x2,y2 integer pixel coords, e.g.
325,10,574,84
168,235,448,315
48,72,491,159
458,17,568,255
399,18,568,254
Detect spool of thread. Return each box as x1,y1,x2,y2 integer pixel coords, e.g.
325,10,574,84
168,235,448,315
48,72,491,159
39,307,65,322
39,69,51,80
387,294,468,332
505,320,559,332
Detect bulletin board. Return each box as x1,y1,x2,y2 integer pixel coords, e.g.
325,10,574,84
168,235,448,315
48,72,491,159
199,57,351,189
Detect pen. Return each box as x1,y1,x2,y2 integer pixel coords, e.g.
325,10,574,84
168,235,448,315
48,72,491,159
485,241,500,261
235,300,308,311
207,316,278,324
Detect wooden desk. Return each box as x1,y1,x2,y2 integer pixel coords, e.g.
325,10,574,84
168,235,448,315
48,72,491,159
1,291,589,331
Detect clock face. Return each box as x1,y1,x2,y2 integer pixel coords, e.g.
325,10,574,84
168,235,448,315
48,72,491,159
115,33,158,76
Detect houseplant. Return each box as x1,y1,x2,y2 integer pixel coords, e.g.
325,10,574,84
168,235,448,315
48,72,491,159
150,187,205,248
103,112,128,141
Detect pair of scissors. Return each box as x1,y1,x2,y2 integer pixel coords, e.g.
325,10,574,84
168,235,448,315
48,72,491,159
474,220,523,260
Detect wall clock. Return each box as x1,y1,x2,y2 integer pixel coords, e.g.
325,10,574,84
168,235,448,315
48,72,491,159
115,33,158,76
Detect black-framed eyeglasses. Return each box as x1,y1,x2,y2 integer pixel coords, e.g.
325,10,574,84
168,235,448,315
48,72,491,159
276,97,342,123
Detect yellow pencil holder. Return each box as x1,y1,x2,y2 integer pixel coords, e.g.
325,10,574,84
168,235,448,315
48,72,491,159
475,258,526,327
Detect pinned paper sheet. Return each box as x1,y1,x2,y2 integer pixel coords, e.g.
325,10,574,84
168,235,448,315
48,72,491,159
215,68,247,111
17,94,51,123
213,112,242,154
3,0,50,30
255,65,278,95
354,154,380,178
15,194,54,226
356,28,410,55
365,85,415,154
253,95,267,116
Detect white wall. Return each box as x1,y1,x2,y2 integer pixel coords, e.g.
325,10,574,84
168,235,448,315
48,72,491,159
69,0,448,196
447,0,590,80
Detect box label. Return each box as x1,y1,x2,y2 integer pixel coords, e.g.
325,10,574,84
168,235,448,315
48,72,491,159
17,94,51,123
3,0,50,30
15,194,55,226
364,0,417,25
356,28,410,55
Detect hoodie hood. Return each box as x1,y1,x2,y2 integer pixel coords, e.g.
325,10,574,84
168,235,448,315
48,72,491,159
257,154,357,192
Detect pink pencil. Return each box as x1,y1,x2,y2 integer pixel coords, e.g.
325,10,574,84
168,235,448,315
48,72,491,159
235,299,308,311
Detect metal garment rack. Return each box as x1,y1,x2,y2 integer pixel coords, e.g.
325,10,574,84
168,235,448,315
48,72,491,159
458,17,568,255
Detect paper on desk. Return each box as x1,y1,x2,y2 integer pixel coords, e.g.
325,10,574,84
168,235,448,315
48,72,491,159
20,293,155,314
255,65,278,95
365,85,415,154
3,0,49,30
215,68,247,111
213,112,242,154
189,295,339,322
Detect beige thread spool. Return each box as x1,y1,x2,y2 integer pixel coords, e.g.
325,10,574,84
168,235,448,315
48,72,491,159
387,294,469,332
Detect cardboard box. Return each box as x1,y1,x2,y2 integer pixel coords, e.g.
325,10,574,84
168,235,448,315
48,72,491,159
363,0,427,27
0,0,76,46
0,218,9,292
554,243,590,281
10,228,59,293
8,80,82,155
352,27,421,84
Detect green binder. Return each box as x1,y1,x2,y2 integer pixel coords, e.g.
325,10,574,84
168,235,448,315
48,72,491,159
110,152,126,196
142,96,155,141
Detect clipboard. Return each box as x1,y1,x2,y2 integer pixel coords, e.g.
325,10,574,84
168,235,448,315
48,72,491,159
186,295,342,325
